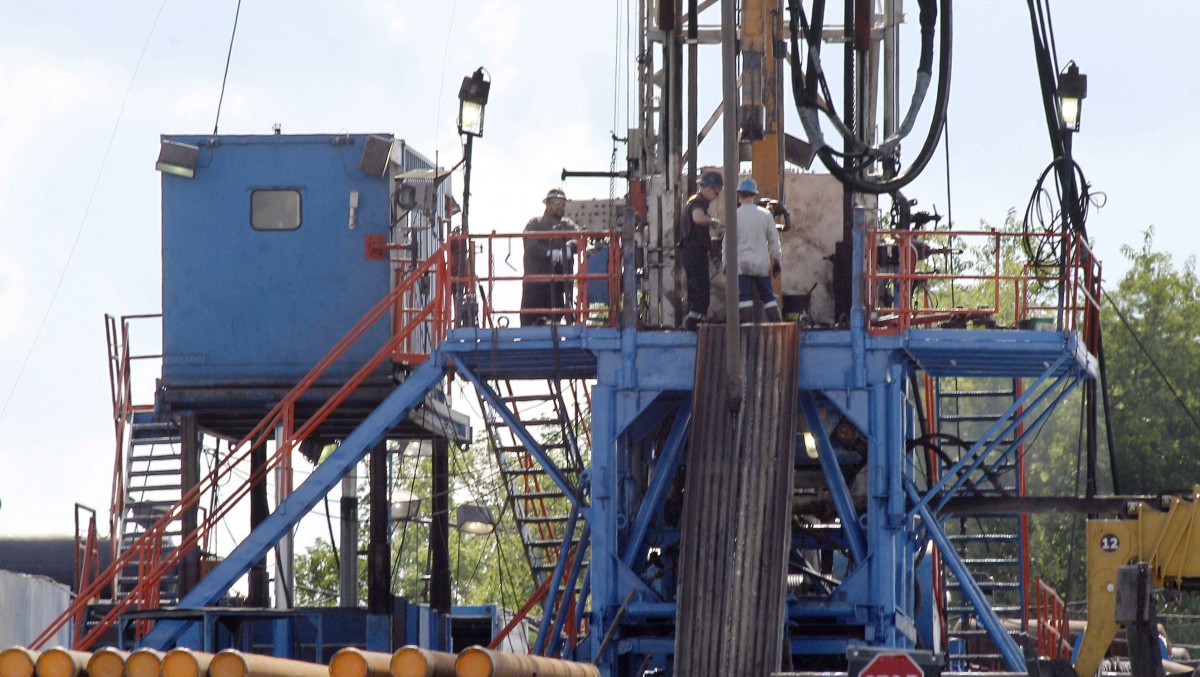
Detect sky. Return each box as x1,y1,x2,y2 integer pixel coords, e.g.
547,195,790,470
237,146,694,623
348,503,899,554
0,0,1197,544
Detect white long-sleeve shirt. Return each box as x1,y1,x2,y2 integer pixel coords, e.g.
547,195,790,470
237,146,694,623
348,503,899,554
732,202,782,276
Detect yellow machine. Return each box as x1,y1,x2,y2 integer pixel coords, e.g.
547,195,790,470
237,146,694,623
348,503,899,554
1077,486,1200,676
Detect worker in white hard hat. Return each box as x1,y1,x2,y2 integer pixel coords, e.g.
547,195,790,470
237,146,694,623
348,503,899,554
521,188,579,326
677,171,724,330
731,177,783,323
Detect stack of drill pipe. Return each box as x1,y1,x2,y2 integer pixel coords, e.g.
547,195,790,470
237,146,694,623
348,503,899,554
207,650,328,677
673,324,798,677
162,648,217,677
124,650,163,677
388,647,455,677
86,649,128,677
35,649,91,677
327,648,391,677
453,647,599,677
0,647,38,677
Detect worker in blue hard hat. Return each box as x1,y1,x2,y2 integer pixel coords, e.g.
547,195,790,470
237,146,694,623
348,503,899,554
677,171,724,330
521,188,580,326
731,177,783,323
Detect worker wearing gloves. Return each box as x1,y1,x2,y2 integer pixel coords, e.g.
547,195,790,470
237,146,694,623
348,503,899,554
677,171,724,330
521,188,579,326
731,177,783,323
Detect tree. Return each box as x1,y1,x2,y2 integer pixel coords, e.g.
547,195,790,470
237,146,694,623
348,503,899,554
294,434,534,611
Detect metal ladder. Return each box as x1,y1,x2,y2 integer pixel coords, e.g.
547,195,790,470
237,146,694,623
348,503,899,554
115,411,184,605
935,378,1029,671
478,379,589,588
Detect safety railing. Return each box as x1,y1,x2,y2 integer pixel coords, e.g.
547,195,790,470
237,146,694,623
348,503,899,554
35,243,454,650
865,228,1102,336
1035,577,1071,660
461,230,622,329
104,313,163,577
72,504,100,647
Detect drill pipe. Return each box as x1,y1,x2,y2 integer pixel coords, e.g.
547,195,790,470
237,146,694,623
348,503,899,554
328,649,390,677
453,648,600,677
0,648,38,677
161,649,216,677
208,650,328,677
124,650,163,677
87,648,128,677
389,647,455,677
35,649,90,677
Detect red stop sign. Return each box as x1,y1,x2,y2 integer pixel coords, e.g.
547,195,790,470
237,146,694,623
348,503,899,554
858,653,924,677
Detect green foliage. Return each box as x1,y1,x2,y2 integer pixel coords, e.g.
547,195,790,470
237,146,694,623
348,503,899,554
294,435,534,611
1103,228,1200,494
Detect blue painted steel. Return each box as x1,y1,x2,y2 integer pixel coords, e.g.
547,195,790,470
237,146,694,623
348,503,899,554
548,523,591,656
620,399,690,568
906,483,1027,672
799,393,866,564
139,354,450,648
535,512,578,654
161,134,394,386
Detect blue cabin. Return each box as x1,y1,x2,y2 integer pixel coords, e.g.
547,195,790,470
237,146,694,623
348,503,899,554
156,132,452,439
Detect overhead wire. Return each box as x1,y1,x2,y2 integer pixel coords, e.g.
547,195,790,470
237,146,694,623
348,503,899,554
212,0,243,134
0,0,170,430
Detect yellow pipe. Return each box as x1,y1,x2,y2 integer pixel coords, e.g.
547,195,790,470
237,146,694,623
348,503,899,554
161,649,217,677
124,649,163,677
87,649,128,677
327,649,390,677
35,649,90,677
208,650,328,677
389,647,455,677
0,647,38,677
453,648,599,677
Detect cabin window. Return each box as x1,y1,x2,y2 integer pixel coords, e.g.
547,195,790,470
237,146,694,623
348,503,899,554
251,190,302,231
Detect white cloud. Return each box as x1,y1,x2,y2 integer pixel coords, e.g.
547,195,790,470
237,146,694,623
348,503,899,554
0,256,28,343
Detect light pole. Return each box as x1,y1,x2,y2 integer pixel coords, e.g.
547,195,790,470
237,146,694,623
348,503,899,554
456,67,490,327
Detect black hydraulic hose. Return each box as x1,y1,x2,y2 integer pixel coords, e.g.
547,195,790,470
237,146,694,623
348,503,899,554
789,0,953,194
1096,327,1120,494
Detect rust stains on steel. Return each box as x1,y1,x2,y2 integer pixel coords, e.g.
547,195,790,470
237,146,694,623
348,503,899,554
674,323,799,676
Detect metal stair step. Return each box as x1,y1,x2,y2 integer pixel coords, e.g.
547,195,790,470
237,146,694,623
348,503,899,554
128,452,183,462
513,490,568,501
938,389,1016,398
516,515,570,524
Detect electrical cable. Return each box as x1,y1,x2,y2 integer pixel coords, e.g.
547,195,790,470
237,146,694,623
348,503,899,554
1103,289,1200,439
787,0,952,193
0,0,169,430
212,0,243,134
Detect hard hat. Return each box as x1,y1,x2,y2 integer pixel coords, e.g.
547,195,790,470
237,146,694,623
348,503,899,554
544,188,567,203
736,177,759,194
699,171,724,190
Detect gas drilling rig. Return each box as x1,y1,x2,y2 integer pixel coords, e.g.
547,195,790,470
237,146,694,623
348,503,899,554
20,1,1182,676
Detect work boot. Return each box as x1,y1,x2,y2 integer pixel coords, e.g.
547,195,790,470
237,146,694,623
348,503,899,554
738,306,753,324
765,305,783,323
685,316,700,331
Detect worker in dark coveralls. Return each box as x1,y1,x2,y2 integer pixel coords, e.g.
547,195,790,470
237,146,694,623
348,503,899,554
678,171,723,330
521,188,579,326
732,177,783,323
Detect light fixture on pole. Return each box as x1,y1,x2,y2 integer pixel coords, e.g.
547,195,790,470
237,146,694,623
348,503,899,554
457,68,491,138
455,504,496,535
390,490,422,522
1057,62,1087,132
455,67,490,328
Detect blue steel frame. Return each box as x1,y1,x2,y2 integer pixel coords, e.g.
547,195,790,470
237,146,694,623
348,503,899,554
138,321,1092,674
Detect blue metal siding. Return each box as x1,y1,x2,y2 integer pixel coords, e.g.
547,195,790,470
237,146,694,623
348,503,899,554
161,134,394,386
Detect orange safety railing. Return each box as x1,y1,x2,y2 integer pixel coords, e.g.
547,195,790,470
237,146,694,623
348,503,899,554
72,504,100,647
105,313,162,581
1035,577,1072,659
865,228,1102,336
36,243,454,650
463,230,622,328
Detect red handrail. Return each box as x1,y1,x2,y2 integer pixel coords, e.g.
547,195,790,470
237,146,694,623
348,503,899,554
865,228,1101,335
35,245,454,650
1035,577,1071,659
